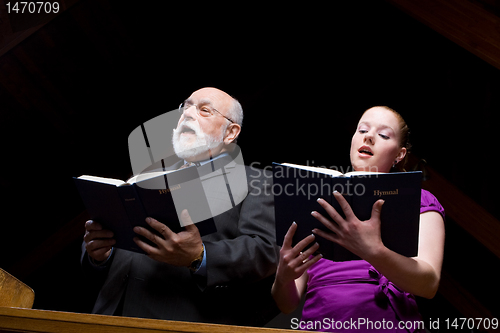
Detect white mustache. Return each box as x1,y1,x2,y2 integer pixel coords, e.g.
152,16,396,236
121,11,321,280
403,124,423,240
174,120,201,137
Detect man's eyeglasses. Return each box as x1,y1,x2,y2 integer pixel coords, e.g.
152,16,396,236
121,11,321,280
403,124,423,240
178,101,234,123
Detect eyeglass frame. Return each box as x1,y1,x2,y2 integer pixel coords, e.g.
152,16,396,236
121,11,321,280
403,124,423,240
178,101,235,124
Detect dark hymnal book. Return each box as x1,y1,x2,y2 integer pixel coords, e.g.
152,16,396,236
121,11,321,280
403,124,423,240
74,166,216,254
273,162,422,261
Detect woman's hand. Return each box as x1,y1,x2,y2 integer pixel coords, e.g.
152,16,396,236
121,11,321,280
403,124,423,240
275,222,323,285
272,221,323,314
311,191,385,261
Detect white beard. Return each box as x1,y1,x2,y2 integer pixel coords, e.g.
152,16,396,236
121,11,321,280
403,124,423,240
172,120,225,160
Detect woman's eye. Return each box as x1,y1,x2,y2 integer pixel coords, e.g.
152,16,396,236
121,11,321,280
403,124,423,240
379,134,390,140
358,129,367,134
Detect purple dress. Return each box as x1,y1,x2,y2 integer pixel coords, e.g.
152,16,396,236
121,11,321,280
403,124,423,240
300,190,444,333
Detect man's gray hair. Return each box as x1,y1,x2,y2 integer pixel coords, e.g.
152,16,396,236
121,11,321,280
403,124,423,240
228,97,244,127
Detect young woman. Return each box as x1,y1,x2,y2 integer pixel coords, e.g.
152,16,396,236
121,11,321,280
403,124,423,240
272,106,445,333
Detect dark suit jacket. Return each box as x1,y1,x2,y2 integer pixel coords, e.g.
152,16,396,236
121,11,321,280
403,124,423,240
81,150,280,326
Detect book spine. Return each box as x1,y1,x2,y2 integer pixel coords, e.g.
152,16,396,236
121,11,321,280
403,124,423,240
117,185,148,229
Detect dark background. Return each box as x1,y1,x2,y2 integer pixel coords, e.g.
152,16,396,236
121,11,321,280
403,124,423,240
0,0,499,330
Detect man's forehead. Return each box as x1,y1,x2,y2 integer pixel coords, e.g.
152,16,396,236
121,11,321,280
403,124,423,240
187,89,231,108
185,97,213,106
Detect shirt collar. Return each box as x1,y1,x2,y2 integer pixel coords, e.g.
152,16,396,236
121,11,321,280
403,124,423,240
184,152,230,167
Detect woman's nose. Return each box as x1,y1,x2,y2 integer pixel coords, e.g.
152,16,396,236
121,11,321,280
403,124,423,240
363,132,374,144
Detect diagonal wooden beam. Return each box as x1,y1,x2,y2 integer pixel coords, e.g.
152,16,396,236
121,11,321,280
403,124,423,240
408,156,499,324
387,0,500,71
420,162,500,260
438,269,497,332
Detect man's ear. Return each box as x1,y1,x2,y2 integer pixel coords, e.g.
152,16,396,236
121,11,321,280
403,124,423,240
224,123,241,144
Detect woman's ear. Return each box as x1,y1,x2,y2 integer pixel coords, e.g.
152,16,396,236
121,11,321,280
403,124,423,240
395,147,407,164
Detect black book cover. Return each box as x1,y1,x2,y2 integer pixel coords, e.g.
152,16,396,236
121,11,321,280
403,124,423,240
74,166,217,254
273,163,422,261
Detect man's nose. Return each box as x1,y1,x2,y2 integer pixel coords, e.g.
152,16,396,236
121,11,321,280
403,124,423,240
182,104,197,120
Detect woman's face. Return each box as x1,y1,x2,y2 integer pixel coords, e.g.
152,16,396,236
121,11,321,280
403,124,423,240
350,107,407,173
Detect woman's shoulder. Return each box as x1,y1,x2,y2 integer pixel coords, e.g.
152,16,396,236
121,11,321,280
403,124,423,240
420,189,445,219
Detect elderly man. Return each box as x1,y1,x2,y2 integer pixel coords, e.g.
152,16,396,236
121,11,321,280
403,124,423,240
81,87,279,326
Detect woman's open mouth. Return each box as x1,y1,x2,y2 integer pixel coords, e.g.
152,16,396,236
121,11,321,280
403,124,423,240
358,145,374,157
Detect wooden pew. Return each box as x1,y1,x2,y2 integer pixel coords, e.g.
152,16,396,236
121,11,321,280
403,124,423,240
0,307,302,333
0,269,34,309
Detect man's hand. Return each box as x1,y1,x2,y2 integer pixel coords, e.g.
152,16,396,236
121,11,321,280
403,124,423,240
83,220,116,262
133,209,203,267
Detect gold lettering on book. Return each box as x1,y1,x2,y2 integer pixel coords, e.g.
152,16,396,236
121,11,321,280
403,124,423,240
158,184,181,195
373,189,398,197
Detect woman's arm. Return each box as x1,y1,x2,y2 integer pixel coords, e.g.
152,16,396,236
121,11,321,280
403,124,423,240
271,222,322,313
365,211,444,298
312,191,445,299
272,271,309,314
